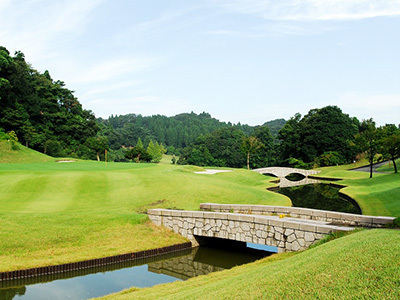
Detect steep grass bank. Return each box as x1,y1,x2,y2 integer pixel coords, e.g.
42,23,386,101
313,163,400,217
98,229,400,300
0,141,54,163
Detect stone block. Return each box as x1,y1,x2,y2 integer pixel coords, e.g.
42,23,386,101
180,211,192,217
241,222,250,232
199,203,211,210
229,220,235,228
372,216,396,226
282,221,301,230
298,238,305,247
315,225,334,234
238,214,255,223
274,232,282,241
148,209,163,216
254,216,269,225
275,226,284,234
287,233,296,243
274,206,289,214
261,230,268,239
260,205,275,214
299,223,316,232
304,232,315,242
195,221,203,228
227,213,243,222
284,228,294,236
191,211,204,218
291,240,300,251
311,209,327,219
326,211,341,220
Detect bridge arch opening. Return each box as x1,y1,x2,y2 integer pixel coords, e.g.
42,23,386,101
285,173,306,181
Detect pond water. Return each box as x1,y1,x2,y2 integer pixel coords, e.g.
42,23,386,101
0,244,271,300
276,182,361,214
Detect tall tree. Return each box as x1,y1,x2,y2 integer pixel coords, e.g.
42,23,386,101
278,106,358,165
355,119,379,178
242,136,264,170
379,124,400,173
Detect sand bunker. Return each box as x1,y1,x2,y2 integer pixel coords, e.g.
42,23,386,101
195,169,233,175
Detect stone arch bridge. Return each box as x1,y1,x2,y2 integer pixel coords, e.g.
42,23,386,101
148,204,394,253
253,167,321,178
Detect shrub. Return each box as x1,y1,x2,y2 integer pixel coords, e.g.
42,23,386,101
315,151,345,167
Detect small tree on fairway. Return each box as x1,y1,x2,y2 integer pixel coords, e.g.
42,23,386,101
355,119,379,178
379,124,400,173
242,136,264,170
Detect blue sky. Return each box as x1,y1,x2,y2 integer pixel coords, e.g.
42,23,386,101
1,0,400,126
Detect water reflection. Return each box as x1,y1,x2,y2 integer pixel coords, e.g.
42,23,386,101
0,245,270,300
277,183,361,214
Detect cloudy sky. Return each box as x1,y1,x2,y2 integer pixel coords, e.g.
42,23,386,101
1,0,400,125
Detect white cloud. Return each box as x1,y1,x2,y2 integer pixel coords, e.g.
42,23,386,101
81,80,144,99
0,0,104,61
213,0,400,20
77,57,162,84
207,22,336,38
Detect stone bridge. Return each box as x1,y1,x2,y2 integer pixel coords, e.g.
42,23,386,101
148,204,394,253
253,167,321,178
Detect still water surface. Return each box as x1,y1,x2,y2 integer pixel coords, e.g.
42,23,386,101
276,182,361,214
1,245,271,300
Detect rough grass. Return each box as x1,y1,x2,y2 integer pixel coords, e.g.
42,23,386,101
98,229,400,300
0,141,54,163
0,158,289,271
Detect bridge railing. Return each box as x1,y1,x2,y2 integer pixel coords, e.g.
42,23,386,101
199,203,395,228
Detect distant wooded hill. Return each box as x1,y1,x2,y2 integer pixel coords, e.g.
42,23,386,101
97,112,286,154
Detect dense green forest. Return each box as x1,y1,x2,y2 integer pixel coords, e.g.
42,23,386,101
97,112,255,152
1,46,399,171
0,46,99,158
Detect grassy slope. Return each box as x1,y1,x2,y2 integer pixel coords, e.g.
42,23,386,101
377,159,400,172
0,159,289,271
0,141,54,163
99,229,400,300
311,161,400,217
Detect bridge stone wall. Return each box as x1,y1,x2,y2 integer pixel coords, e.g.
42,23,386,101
199,203,395,228
253,167,321,178
148,209,354,253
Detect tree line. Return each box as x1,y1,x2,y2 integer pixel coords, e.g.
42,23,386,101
178,106,400,176
1,46,399,172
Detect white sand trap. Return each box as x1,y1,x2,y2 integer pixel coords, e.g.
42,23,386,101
195,169,233,175
56,160,76,163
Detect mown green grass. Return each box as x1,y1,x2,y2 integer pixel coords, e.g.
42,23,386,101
0,156,289,271
98,229,400,300
312,162,400,216
377,159,400,172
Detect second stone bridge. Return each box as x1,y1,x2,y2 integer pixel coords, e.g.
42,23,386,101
148,204,394,253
